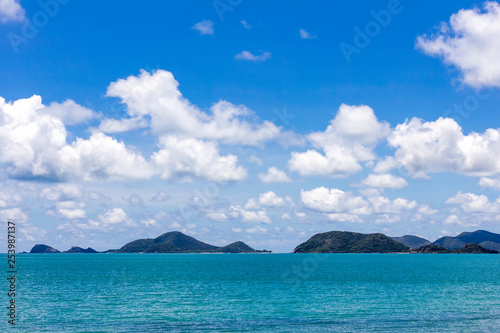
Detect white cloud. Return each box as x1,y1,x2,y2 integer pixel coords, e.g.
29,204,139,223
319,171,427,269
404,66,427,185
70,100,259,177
446,191,500,213
289,104,390,177
299,29,316,39
368,196,417,214
0,188,22,208
241,20,251,30
40,184,82,201
326,213,364,223
98,117,148,133
302,186,417,216
59,208,136,232
126,194,143,206
57,208,87,219
0,96,153,181
443,214,464,226
229,205,271,224
281,213,291,220
0,0,24,23
46,201,87,219
258,167,291,183
206,212,228,221
87,190,108,201
417,2,500,88
44,100,100,125
244,198,259,210
191,19,214,35
0,207,27,222
140,218,157,227
479,177,500,190
360,173,408,189
295,211,306,218
301,187,369,214
375,214,400,224
151,191,171,202
152,136,247,181
418,204,439,215
258,191,285,207
59,132,154,181
246,226,267,234
235,51,272,62
377,117,500,178
106,70,280,145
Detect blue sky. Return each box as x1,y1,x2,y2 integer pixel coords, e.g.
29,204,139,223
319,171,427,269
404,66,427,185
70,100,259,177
1,0,500,252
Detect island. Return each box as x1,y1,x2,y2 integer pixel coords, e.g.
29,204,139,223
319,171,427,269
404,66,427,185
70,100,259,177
29,231,270,254
293,231,410,253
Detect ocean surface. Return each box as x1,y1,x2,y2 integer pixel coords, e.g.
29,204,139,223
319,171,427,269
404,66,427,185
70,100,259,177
4,253,500,332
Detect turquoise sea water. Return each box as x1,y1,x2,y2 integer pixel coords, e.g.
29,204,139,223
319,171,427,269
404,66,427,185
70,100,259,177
4,253,500,332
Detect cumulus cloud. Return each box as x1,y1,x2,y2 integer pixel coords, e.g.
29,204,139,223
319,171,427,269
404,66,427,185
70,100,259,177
191,19,214,35
258,167,291,183
98,117,148,133
126,194,143,206
0,96,153,181
46,201,87,220
0,207,27,222
376,117,500,178
151,191,171,202
106,70,280,145
301,187,370,214
235,51,272,62
479,177,500,190
40,184,82,201
0,188,22,208
229,205,271,224
44,100,100,125
417,2,500,88
58,208,136,232
246,226,267,234
0,0,24,23
59,132,154,181
360,173,408,189
289,104,390,177
301,186,417,216
152,136,247,181
326,213,364,223
418,204,439,215
299,29,316,39
446,191,500,213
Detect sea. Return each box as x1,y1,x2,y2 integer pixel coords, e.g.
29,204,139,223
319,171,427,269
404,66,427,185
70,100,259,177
4,253,500,332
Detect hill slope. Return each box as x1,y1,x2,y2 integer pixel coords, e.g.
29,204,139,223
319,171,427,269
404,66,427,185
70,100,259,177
457,230,500,244
479,241,500,251
392,235,430,249
433,230,500,250
456,243,499,254
294,231,409,253
432,236,466,250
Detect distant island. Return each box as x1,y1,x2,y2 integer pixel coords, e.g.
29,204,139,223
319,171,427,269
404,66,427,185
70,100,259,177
294,230,500,254
29,231,270,254
293,231,410,253
28,229,500,254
